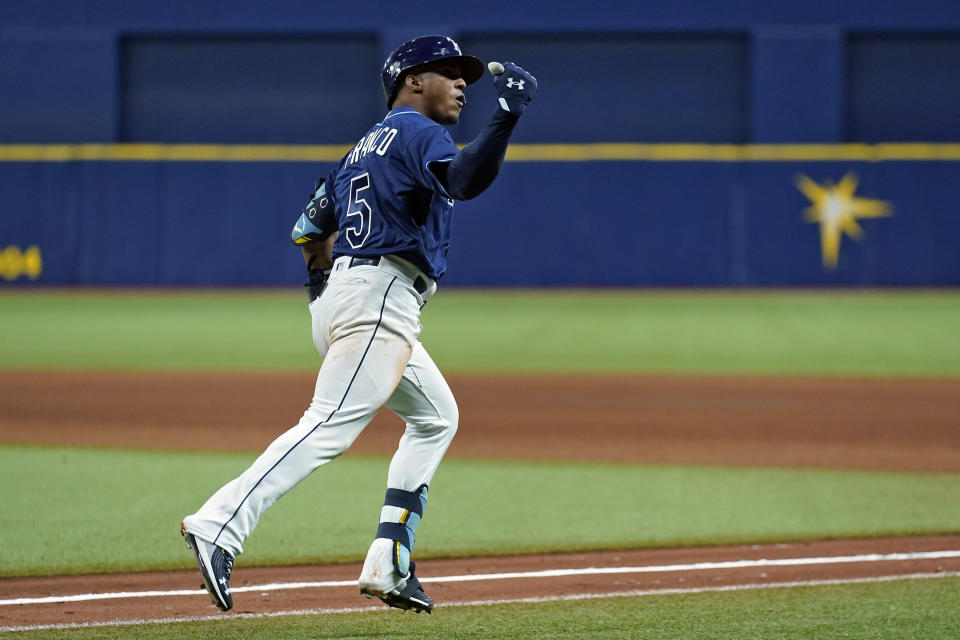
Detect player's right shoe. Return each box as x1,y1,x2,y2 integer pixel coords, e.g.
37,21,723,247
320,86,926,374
360,562,434,614
181,523,234,611
359,539,434,614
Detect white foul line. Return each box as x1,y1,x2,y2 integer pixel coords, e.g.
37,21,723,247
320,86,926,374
421,550,960,583
2,549,959,607
1,572,957,634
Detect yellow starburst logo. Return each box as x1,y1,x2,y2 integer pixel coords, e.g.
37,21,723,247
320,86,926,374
795,172,893,269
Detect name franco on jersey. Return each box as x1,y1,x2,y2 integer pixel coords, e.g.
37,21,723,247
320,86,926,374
346,126,398,165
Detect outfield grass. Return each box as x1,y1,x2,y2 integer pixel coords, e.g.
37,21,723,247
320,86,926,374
2,445,959,577
1,289,958,376
10,577,960,639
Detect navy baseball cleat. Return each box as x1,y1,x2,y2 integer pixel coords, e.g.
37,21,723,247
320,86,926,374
182,524,234,611
361,563,434,614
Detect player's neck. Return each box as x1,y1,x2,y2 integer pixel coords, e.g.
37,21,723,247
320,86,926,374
391,96,444,124
392,96,425,115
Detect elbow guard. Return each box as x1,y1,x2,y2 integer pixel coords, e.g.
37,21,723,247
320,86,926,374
291,178,338,245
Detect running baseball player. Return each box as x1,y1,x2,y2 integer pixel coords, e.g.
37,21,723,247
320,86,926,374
180,35,537,614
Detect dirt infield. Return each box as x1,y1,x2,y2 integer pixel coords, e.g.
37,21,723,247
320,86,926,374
2,536,959,630
1,371,958,470
1,371,959,630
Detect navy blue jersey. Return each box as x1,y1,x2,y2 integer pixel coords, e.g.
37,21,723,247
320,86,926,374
327,107,459,280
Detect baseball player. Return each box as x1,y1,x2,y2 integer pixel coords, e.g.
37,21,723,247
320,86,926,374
180,35,537,614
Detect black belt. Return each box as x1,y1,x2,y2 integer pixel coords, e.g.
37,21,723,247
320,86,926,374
348,256,381,268
347,256,429,295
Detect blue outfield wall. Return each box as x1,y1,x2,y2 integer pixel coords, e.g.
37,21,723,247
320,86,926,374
2,1,959,287
1,152,957,286
4,2,960,146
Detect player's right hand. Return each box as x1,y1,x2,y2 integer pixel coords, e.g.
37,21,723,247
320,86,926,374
493,62,537,115
304,267,330,303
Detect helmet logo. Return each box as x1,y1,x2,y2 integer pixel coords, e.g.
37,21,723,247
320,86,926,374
506,78,525,90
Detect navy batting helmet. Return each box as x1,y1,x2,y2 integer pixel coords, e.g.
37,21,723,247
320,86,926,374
381,35,484,108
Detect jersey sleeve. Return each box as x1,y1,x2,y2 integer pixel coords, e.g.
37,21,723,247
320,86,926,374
403,125,459,198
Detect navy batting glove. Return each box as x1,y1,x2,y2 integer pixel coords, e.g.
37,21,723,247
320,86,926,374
494,63,537,115
304,267,330,303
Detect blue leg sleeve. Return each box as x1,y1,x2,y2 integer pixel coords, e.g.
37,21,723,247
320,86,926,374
375,485,428,576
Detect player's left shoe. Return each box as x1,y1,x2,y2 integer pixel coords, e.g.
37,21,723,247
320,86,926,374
181,522,235,611
360,561,434,614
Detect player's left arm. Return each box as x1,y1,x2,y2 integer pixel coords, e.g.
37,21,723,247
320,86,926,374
434,62,537,200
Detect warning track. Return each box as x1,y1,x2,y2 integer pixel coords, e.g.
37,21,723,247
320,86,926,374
2,536,958,632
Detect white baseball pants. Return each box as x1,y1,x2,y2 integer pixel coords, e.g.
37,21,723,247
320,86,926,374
182,256,457,558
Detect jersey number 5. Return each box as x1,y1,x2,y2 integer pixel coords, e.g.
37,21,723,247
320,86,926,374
345,173,372,249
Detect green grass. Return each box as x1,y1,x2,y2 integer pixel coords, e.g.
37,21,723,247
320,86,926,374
1,289,959,376
2,444,959,577
10,577,960,639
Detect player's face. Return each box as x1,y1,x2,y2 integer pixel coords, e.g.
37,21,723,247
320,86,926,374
416,63,467,125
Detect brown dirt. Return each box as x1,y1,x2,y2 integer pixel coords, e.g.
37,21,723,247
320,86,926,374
1,370,958,630
1,371,958,471
1,536,958,629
